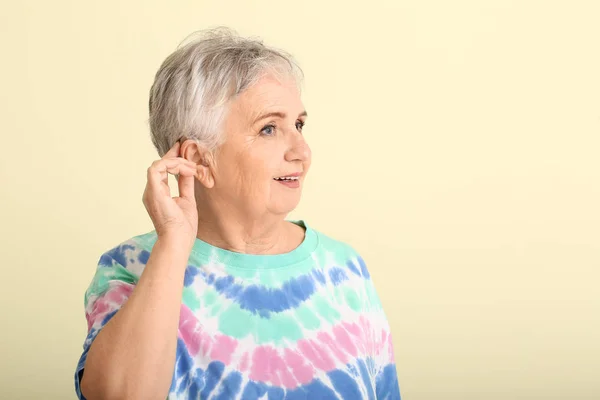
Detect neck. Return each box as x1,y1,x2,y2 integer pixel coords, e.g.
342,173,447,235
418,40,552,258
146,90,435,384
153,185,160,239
195,199,301,255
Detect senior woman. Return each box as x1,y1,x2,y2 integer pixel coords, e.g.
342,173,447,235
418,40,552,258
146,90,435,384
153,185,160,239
74,27,401,400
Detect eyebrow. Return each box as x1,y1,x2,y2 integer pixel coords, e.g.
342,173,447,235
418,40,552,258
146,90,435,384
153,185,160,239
253,110,308,125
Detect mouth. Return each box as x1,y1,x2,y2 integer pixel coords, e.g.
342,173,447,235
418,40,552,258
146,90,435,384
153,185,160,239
274,174,301,188
273,176,300,182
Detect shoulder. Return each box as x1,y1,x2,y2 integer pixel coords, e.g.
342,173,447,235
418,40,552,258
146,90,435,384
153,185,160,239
307,222,385,313
306,222,372,279
82,231,158,309
95,230,159,274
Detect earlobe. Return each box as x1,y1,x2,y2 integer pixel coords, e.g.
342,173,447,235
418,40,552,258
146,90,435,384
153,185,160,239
197,163,215,189
197,153,215,189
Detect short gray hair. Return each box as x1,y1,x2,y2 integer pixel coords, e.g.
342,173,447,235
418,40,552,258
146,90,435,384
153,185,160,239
148,27,304,157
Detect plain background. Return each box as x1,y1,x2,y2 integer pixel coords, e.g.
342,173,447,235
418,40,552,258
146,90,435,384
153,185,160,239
1,0,599,399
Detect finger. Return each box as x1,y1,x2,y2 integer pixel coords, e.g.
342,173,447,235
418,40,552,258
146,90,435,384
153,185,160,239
148,159,174,189
154,162,196,182
178,167,197,201
148,159,196,193
164,166,196,198
163,140,181,159
150,158,196,176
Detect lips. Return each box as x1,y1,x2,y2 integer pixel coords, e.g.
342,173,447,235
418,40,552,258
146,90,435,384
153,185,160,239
274,176,300,181
274,173,301,188
274,172,302,181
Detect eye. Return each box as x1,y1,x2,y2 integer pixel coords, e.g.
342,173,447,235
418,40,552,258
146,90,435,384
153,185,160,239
260,124,276,136
296,120,305,132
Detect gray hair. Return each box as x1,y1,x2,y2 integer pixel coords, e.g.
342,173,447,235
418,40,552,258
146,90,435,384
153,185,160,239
148,27,304,157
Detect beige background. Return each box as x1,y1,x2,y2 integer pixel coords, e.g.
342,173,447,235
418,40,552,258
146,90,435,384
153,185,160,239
1,0,599,399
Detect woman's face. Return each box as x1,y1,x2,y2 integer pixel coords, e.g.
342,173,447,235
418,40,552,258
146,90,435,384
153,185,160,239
211,74,311,218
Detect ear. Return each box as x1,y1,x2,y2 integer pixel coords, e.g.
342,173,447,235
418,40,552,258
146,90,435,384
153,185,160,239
180,138,215,189
197,151,215,189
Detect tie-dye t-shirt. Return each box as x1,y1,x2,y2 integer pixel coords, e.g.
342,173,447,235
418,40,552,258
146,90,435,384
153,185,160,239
75,220,401,399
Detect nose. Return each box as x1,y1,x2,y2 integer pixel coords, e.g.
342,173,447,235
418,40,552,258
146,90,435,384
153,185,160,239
284,133,311,163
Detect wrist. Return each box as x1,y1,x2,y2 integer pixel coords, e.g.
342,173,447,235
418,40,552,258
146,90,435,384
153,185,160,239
156,234,196,254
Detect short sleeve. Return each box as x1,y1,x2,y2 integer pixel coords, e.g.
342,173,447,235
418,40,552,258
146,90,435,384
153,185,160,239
74,241,147,399
356,255,402,400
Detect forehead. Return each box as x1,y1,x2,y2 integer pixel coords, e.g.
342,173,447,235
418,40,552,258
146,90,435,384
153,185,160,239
234,74,303,118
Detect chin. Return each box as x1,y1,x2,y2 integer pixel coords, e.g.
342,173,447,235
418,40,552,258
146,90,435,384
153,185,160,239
275,203,300,216
270,197,301,216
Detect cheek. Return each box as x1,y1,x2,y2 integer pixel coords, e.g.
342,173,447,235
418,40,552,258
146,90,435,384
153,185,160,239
235,152,273,188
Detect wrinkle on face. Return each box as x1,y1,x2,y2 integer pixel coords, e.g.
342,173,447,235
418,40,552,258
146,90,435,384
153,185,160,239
206,73,309,220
